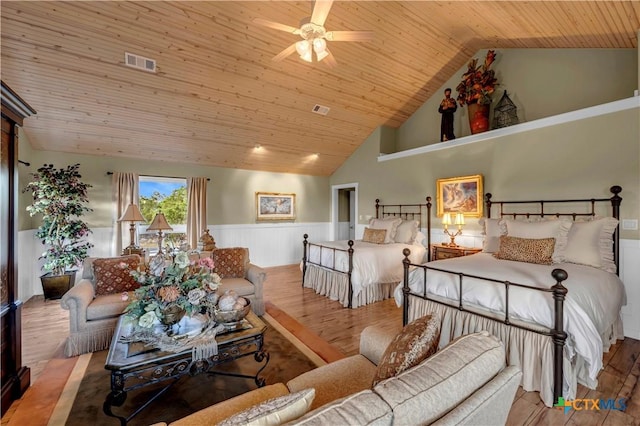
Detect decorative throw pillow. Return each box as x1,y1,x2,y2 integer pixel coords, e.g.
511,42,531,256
212,247,249,278
394,220,419,244
93,255,141,296
504,218,572,262
478,218,506,253
218,388,315,426
369,217,402,244
493,235,555,265
564,216,618,273
371,314,441,386
362,227,386,244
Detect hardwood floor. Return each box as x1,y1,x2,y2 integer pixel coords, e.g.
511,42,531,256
2,264,639,425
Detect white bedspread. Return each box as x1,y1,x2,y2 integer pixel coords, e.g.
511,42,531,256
308,240,426,298
393,253,626,383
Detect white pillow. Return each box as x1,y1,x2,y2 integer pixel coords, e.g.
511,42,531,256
478,218,506,253
369,217,402,244
394,220,419,244
564,217,618,273
504,219,573,263
218,388,315,426
413,231,428,247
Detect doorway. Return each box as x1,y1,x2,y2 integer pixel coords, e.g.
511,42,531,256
331,183,358,241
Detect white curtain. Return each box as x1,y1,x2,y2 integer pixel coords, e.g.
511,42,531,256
186,177,208,250
112,172,139,255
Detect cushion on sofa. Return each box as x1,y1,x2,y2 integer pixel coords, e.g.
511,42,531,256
170,383,290,426
213,247,250,278
371,314,441,386
287,354,378,410
219,277,256,297
373,331,506,425
93,255,141,295
290,389,393,426
86,292,130,321
218,388,315,426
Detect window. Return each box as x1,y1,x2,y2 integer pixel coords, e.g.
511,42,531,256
138,176,187,253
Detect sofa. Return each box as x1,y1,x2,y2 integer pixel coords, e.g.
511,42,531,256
60,248,266,357
162,323,523,425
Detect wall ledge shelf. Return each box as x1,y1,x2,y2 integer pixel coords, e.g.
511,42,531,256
378,96,639,163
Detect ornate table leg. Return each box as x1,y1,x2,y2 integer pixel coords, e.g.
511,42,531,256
254,348,270,387
103,390,128,426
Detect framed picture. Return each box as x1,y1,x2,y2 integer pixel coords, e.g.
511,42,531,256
256,192,296,221
436,174,483,218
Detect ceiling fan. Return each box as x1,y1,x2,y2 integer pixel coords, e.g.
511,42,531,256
254,0,373,67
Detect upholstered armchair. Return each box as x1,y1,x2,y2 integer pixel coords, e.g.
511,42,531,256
202,247,267,316
60,255,141,357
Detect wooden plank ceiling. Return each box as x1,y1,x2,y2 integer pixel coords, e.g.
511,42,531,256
2,1,638,176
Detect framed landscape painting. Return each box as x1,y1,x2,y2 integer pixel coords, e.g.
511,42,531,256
256,192,296,221
436,174,483,218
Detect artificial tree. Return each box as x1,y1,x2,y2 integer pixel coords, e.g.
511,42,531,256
23,163,93,299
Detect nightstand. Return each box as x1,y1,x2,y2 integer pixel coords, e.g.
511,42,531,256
431,244,482,261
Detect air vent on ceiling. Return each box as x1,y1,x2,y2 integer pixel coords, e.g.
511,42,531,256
311,104,330,116
124,52,156,73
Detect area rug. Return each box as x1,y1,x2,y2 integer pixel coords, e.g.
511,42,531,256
51,313,325,426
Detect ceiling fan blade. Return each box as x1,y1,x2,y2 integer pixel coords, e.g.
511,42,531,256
325,31,374,42
272,43,298,62
311,0,333,26
322,49,338,68
253,18,301,34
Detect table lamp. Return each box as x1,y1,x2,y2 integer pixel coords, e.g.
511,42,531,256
118,204,146,255
147,212,173,256
442,212,465,247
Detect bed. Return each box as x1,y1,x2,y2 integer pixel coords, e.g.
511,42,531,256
302,198,431,308
395,186,625,407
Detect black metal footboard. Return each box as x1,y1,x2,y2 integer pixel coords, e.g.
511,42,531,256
302,234,355,308
401,248,568,404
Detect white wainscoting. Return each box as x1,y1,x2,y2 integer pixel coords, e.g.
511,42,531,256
18,225,639,339
210,222,330,268
619,239,640,339
18,223,330,301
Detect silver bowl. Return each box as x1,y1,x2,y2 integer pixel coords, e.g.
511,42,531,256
212,299,251,325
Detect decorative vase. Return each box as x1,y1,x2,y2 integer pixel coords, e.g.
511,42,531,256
467,103,490,134
160,305,186,329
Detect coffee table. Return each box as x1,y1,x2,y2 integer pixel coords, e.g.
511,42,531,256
103,311,269,425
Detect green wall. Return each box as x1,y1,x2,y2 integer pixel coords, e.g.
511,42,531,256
331,107,639,240
18,130,330,231
397,49,638,151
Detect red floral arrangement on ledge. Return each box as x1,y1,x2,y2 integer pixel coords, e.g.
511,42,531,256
456,50,498,106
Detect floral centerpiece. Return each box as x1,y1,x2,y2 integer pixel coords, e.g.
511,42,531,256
123,251,222,329
455,50,497,106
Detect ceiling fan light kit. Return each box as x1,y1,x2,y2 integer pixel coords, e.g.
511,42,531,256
255,0,373,67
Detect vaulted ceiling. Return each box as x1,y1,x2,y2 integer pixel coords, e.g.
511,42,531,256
2,1,638,176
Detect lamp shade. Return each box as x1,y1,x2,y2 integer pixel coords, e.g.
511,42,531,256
442,213,452,225
147,212,173,231
118,204,146,222
454,213,465,226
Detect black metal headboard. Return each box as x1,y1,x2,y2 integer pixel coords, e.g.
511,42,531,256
485,185,622,274
375,197,433,251
375,197,432,229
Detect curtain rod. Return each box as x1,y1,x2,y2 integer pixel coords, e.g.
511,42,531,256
107,172,210,181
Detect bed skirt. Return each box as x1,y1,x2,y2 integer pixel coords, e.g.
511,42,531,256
303,264,395,308
408,297,569,407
